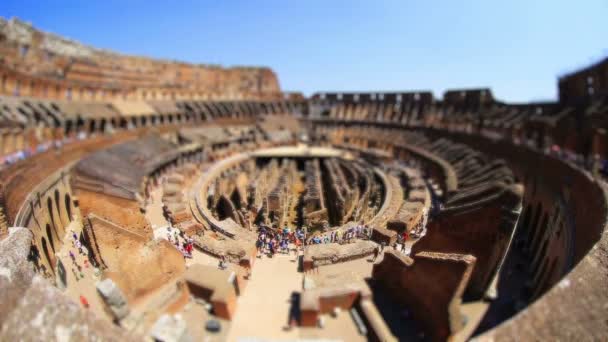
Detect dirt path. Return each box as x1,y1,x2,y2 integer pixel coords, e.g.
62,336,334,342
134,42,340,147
58,220,109,321
227,252,302,341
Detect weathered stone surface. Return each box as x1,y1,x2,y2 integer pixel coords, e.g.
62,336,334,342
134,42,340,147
0,227,35,325
150,314,192,342
191,234,252,263
1,276,135,341
96,278,130,321
304,240,377,267
0,17,281,101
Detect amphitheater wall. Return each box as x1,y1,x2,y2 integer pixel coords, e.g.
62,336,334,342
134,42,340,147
440,131,605,265
412,186,521,299
312,120,608,338
12,169,76,278
315,120,606,274
425,129,608,339
372,251,475,342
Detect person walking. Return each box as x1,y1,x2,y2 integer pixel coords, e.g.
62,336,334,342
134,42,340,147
218,255,227,270
372,245,381,262
256,238,263,257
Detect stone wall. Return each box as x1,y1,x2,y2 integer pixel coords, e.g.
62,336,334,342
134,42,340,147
372,251,476,342
0,17,282,101
0,227,131,340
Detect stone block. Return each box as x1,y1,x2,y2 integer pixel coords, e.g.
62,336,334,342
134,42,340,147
96,278,130,321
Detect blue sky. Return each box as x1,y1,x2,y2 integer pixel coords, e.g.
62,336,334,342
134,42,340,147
1,0,606,102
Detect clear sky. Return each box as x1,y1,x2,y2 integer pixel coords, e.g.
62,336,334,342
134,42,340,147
1,0,606,102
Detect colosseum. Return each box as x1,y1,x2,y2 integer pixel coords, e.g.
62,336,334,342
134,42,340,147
0,16,606,342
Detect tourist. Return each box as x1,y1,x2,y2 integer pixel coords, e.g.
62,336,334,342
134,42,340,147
184,240,193,257
79,295,89,308
268,240,275,257
256,238,263,257
218,255,227,270
372,245,381,261
293,238,300,255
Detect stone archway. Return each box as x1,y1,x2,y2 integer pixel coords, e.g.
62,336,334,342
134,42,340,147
41,237,52,268
65,193,72,222
45,223,56,253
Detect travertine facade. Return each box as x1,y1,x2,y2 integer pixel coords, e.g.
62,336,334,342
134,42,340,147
0,17,281,101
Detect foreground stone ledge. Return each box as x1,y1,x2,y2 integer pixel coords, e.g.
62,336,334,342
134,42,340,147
0,227,34,325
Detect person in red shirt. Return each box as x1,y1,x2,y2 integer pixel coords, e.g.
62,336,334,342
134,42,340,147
80,295,89,308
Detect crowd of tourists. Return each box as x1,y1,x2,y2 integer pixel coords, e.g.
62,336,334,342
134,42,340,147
306,222,371,245
67,230,91,281
166,226,194,258
255,225,304,257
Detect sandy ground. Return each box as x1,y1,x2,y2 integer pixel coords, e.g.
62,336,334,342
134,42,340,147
227,251,367,342
227,252,303,341
300,310,366,342
146,186,170,236
180,301,231,342
58,219,110,321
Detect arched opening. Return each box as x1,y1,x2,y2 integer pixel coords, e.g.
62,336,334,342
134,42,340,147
514,203,532,251
230,189,242,210
88,119,96,134
41,237,52,267
100,118,107,133
65,193,72,222
75,117,85,134
47,196,62,239
46,224,56,253
54,189,64,226
216,196,236,221
64,120,73,137
531,212,549,253
525,203,542,250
